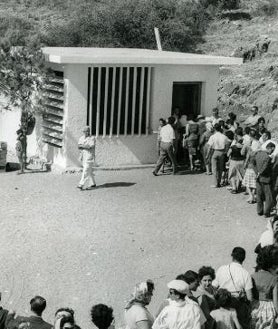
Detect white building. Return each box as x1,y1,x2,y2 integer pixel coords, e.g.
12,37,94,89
0,47,242,169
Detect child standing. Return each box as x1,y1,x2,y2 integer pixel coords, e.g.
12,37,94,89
210,289,242,329
15,129,25,174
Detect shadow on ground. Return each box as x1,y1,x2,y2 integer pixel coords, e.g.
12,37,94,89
96,182,136,189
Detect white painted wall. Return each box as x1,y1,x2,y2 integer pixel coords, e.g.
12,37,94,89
150,64,219,127
45,63,219,169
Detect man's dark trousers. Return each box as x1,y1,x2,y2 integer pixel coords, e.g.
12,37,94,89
153,142,177,174
256,180,273,216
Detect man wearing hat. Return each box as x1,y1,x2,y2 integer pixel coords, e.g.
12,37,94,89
153,280,201,329
77,126,96,190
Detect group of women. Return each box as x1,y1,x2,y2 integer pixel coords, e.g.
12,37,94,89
124,245,278,329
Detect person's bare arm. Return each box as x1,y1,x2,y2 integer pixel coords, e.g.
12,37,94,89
273,283,278,313
246,289,253,302
231,310,242,329
136,321,151,329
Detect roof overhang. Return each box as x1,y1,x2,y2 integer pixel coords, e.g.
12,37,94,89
42,47,242,66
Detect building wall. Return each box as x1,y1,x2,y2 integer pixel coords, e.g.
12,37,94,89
47,63,219,168
150,64,219,127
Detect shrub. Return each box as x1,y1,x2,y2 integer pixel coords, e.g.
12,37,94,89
255,0,278,16
220,0,241,10
41,0,209,52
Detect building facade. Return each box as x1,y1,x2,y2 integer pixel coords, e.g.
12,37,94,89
38,48,242,169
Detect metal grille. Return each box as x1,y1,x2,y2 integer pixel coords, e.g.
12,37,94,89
42,71,64,148
87,66,152,137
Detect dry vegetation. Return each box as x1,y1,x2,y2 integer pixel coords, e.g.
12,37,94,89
198,5,278,136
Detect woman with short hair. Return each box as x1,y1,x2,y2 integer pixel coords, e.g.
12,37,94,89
125,280,154,329
91,304,114,329
194,267,217,329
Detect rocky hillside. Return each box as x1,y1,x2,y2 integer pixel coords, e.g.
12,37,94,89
198,12,278,136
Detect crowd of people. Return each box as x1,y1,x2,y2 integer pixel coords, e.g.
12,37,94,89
1,226,277,329
153,105,278,218
8,106,278,329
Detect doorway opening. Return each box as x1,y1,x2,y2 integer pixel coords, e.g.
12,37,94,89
171,82,202,165
171,82,202,118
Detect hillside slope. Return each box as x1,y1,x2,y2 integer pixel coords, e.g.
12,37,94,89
198,15,278,136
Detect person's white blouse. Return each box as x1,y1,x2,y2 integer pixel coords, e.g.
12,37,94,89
152,300,201,329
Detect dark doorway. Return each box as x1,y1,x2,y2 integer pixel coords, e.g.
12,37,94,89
171,82,202,119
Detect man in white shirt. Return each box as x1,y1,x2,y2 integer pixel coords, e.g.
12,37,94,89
205,107,222,127
153,116,177,176
244,106,261,128
206,123,229,187
213,247,252,329
77,126,96,190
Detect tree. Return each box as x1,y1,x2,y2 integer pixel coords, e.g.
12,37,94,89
0,41,51,168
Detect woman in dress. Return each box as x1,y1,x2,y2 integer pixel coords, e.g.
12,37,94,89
227,128,246,194
251,245,278,329
184,115,200,171
194,266,217,329
125,280,155,329
210,289,241,329
200,122,214,175
242,137,260,203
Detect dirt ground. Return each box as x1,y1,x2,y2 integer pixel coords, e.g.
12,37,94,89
0,168,267,329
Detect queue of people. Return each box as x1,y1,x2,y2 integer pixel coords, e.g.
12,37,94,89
153,106,278,218
125,245,278,329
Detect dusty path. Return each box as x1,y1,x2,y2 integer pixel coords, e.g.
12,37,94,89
0,169,266,329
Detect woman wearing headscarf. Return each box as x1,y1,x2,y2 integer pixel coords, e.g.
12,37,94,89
125,280,155,329
153,280,201,329
155,275,206,328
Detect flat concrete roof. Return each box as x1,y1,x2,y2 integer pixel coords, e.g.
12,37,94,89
42,47,242,66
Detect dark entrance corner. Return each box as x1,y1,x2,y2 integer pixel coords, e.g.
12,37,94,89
171,82,202,118
171,82,202,165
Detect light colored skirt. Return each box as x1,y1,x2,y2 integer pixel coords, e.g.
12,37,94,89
201,143,211,165
243,168,257,189
228,159,245,181
251,300,277,329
